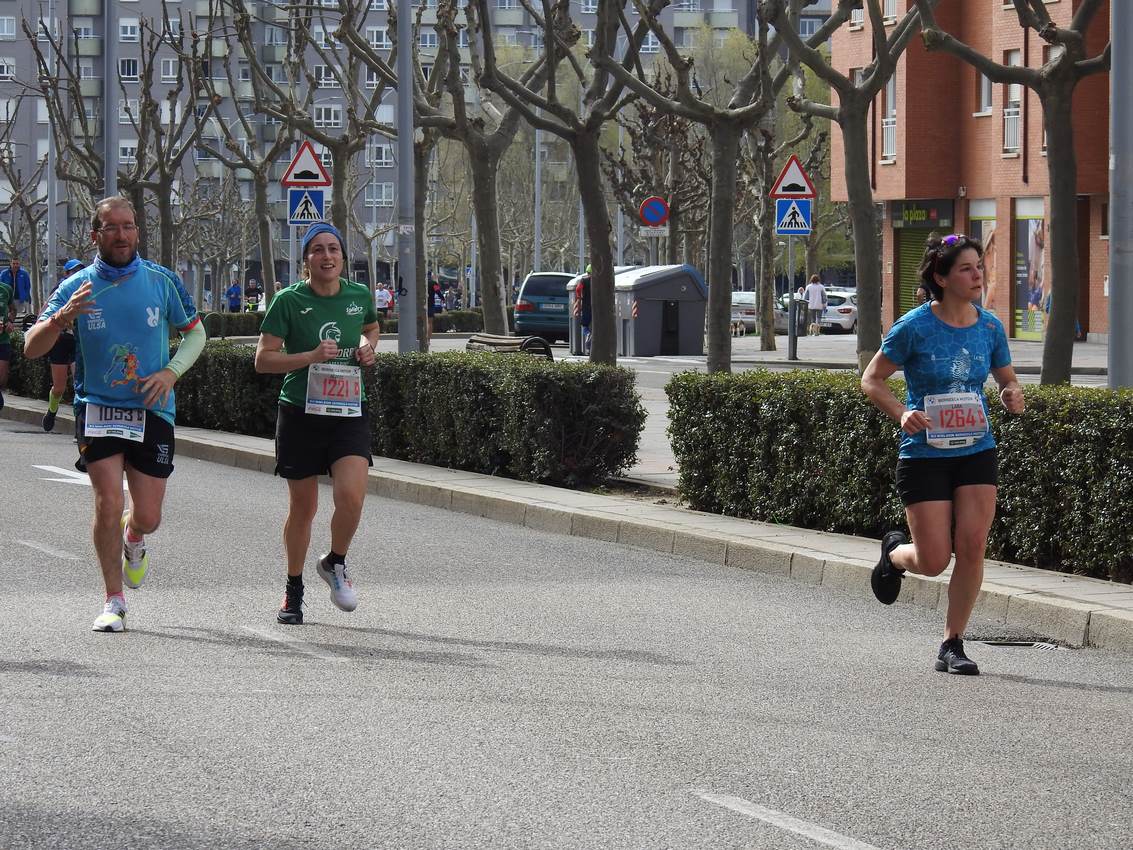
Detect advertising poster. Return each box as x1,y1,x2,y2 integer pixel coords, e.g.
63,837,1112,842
1013,216,1046,340
970,219,997,313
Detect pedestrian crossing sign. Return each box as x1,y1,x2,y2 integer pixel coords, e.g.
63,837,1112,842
775,198,812,235
288,188,325,225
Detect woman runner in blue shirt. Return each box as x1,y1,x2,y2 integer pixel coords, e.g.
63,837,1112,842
861,234,1025,675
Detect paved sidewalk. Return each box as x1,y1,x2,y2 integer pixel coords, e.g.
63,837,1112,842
5,394,1130,655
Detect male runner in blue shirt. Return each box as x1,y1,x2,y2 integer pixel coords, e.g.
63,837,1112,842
25,196,207,633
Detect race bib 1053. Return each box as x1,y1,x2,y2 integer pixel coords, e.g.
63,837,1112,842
84,405,146,442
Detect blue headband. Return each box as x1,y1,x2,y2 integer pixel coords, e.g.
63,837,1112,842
301,222,345,258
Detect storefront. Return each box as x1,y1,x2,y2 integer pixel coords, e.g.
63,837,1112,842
891,199,955,317
1012,197,1046,340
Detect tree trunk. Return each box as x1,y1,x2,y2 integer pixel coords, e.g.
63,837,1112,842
253,172,277,308
839,108,881,372
129,184,148,260
706,123,741,373
468,142,509,335
157,180,174,270
414,141,430,351
330,147,350,240
756,146,777,350
571,129,617,365
1039,89,1078,385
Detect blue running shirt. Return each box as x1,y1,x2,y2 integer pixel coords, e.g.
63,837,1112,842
40,260,199,425
881,303,1011,459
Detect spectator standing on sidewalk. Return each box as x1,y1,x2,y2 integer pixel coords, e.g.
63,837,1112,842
802,274,827,336
2,257,33,315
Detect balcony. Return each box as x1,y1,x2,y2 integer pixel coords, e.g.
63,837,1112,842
261,44,286,63
673,11,705,28
68,0,100,15
75,36,102,57
493,9,524,26
194,160,225,179
78,78,102,97
881,116,896,162
1003,104,1021,153
260,122,282,142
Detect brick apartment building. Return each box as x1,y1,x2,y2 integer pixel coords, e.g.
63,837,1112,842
829,1,1111,340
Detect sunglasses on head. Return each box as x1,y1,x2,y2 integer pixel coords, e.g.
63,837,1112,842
941,233,966,247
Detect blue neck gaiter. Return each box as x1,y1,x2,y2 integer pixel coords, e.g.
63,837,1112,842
93,253,141,283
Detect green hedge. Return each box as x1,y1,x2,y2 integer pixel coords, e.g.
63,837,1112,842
200,311,264,338
667,370,1133,583
9,336,644,488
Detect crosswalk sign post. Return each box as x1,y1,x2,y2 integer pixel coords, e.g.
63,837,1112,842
774,198,812,236
288,188,325,225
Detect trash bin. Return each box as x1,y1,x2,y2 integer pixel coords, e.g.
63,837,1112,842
566,275,586,356
613,265,707,357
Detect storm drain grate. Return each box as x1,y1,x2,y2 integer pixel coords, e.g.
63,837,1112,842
978,640,1064,650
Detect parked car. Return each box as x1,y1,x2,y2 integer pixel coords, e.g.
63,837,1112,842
513,272,575,341
820,289,858,333
731,291,788,334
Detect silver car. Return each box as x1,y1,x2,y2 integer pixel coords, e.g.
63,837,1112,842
731,291,788,333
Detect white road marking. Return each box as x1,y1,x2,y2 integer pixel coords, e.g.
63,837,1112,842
13,539,81,561
241,626,347,663
692,790,885,850
33,465,90,486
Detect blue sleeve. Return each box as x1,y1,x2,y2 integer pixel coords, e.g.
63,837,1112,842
881,315,914,366
989,317,1011,369
39,277,80,322
152,264,198,331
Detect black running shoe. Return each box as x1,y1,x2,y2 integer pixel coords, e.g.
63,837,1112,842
935,637,980,675
277,581,304,625
871,530,907,605
42,409,57,432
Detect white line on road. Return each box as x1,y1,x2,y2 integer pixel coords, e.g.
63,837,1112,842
692,790,885,850
13,539,81,561
241,626,347,664
33,465,91,486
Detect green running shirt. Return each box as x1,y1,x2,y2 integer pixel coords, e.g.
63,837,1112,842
260,279,379,409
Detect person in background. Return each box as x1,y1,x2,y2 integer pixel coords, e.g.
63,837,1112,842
41,258,86,432
225,280,243,313
802,274,827,336
2,257,33,315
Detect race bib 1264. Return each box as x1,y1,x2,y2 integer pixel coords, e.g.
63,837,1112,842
924,391,988,450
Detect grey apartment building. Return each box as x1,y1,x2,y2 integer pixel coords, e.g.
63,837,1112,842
0,0,827,296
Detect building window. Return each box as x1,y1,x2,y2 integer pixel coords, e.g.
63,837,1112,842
419,31,438,50
119,58,140,81
365,68,382,89
798,17,820,39
78,59,96,80
36,17,60,41
265,25,285,45
0,57,14,81
0,17,16,40
1003,49,1022,153
312,25,330,48
319,148,332,168
73,22,96,40
421,64,433,80
195,140,217,161
119,142,138,164
365,181,395,208
367,142,394,167
713,28,727,48
675,0,701,10
1101,202,1109,238
161,58,178,82
881,71,896,161
883,0,897,22
314,65,339,88
120,18,139,43
581,0,598,12
313,104,342,128
976,73,992,115
641,32,660,54
164,18,182,39
367,26,391,49
497,0,519,7
119,98,139,124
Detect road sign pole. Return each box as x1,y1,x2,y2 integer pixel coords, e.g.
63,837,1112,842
787,235,798,361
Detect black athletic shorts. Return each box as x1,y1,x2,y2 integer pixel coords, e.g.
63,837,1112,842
0,342,11,362
274,403,373,480
47,333,76,366
74,404,176,479
895,448,998,506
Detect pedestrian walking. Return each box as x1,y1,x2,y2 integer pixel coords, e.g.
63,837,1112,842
23,196,206,633
254,222,380,625
860,233,1025,675
40,259,85,432
802,274,826,336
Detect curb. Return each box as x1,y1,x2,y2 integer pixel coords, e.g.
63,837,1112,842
5,398,1130,655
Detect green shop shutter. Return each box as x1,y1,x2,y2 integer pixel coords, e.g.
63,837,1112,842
896,228,929,318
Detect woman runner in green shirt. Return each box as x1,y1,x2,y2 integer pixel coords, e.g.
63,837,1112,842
255,223,380,624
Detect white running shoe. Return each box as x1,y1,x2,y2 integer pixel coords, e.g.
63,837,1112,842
317,556,358,612
121,513,149,589
92,596,127,632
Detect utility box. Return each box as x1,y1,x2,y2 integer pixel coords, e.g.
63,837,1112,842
567,266,638,357
614,265,707,357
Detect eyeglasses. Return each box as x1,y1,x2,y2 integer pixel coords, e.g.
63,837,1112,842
95,224,138,235
941,233,966,247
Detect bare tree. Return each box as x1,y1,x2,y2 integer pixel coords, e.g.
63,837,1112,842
764,0,939,371
0,99,49,309
474,0,667,365
914,0,1110,385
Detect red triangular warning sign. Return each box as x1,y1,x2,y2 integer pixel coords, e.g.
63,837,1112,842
281,140,332,187
769,154,816,199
